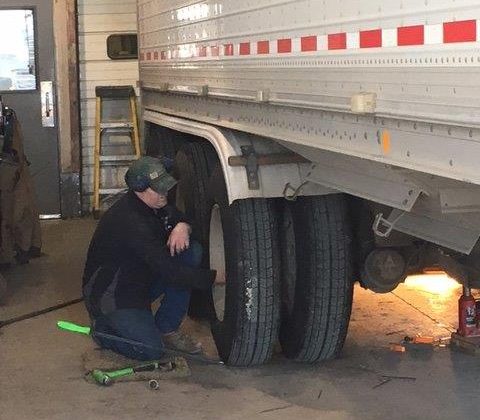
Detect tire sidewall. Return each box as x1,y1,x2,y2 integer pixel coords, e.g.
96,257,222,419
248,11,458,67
206,167,239,361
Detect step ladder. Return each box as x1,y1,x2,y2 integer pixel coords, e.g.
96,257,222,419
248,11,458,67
93,86,141,216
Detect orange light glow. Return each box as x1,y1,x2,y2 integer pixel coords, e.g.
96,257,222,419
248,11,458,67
404,273,460,296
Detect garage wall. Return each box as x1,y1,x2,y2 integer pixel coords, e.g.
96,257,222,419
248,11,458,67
77,0,139,211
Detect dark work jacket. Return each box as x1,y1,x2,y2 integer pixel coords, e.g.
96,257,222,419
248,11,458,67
82,191,215,318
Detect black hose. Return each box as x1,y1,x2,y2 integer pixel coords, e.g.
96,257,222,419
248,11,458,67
0,297,83,329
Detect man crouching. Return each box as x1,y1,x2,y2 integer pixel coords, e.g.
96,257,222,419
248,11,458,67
83,156,215,360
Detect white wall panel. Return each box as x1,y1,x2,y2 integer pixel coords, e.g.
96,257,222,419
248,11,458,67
78,1,136,16
79,14,138,33
78,0,139,210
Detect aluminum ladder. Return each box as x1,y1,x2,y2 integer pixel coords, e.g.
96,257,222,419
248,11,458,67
93,85,140,217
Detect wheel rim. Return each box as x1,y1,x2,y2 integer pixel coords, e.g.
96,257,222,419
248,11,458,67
280,204,296,315
209,204,226,321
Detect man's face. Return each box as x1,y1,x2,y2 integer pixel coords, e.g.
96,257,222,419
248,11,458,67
140,188,168,209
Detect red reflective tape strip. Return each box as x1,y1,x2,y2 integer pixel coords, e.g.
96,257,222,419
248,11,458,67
152,18,479,62
360,29,382,48
224,44,234,56
328,33,346,50
398,25,424,46
257,40,269,54
444,20,477,43
277,38,292,53
240,42,250,55
301,36,317,52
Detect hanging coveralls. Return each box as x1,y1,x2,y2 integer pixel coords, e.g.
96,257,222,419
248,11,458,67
0,113,42,265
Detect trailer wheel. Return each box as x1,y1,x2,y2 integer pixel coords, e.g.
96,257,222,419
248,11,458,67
279,195,354,362
207,166,280,366
175,142,218,319
145,125,179,160
145,124,175,159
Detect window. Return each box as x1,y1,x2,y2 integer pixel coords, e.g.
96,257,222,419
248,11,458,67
107,34,138,60
0,9,36,91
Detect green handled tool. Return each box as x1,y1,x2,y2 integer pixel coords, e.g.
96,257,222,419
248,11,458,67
90,361,174,386
58,320,91,335
57,320,223,365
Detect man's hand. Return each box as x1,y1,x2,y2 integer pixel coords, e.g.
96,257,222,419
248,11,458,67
167,222,191,256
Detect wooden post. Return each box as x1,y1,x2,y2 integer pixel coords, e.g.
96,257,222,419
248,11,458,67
53,0,81,217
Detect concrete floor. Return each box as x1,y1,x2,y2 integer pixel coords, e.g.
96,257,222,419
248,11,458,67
1,219,479,420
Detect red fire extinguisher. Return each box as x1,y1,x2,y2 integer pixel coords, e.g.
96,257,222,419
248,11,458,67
458,286,479,337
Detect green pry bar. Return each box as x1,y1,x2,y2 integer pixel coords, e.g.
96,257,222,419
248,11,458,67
57,320,91,336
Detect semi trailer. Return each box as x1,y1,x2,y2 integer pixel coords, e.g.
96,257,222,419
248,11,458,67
136,0,480,366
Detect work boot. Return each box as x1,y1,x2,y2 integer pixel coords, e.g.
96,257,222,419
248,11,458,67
162,331,202,355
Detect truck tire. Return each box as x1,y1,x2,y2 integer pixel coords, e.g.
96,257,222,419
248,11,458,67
145,124,187,161
279,195,354,362
145,125,178,159
175,142,218,320
175,142,217,239
208,166,281,366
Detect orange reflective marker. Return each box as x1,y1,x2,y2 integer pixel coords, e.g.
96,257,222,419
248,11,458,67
382,130,391,155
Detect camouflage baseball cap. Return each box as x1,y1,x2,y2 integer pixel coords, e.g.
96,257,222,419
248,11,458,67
125,156,177,194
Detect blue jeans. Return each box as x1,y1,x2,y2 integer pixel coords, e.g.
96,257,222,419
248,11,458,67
93,241,202,361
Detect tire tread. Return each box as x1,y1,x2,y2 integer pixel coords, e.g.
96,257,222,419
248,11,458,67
227,199,280,366
280,195,353,362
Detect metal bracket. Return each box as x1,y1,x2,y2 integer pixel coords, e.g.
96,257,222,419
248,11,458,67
283,181,309,201
439,188,480,214
168,84,208,96
240,146,260,190
373,210,405,238
256,89,270,103
296,149,423,212
228,148,310,190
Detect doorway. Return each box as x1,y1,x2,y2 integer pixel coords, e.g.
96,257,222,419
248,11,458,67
0,2,60,216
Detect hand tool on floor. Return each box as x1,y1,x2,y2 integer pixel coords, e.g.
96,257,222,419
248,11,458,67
91,360,174,386
57,320,224,365
149,379,160,390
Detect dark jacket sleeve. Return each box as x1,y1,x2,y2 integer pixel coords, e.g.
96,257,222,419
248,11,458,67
126,212,215,290
163,205,190,227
